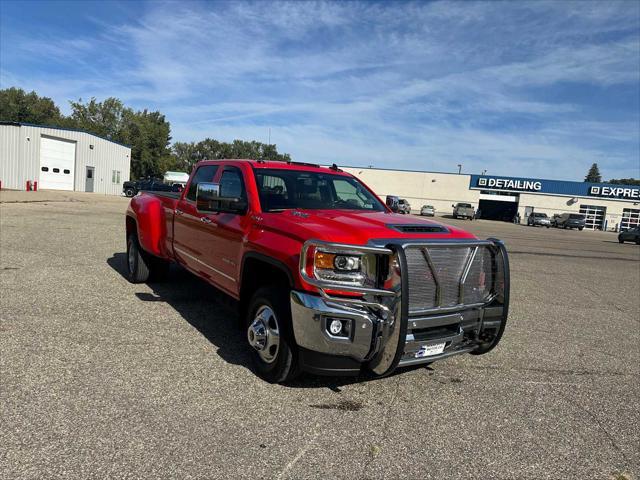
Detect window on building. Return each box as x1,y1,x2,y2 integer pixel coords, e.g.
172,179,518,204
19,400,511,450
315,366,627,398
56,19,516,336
112,170,121,184
41,167,49,172
53,168,60,173
63,169,70,174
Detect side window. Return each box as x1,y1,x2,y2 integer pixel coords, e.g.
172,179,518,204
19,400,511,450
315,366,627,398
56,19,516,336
219,168,246,199
186,165,219,201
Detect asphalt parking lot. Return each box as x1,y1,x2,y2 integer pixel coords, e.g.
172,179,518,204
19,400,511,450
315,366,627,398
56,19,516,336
1,191,638,479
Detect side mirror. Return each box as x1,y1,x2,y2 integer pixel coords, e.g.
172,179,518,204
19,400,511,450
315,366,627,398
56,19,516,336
196,182,247,214
451,204,455,208
385,195,399,212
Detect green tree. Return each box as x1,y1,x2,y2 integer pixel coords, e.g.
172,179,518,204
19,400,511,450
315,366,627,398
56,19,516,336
608,178,640,186
68,97,129,140
172,138,291,172
120,109,173,179
584,163,602,183
67,98,173,179
0,87,63,124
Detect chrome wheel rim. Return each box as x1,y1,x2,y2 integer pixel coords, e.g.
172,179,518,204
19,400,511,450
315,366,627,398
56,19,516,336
127,240,136,273
247,305,280,364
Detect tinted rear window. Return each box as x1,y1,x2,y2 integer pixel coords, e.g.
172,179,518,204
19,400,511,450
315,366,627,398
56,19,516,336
569,214,585,220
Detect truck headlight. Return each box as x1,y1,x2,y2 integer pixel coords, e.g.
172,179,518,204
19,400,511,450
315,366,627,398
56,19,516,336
314,250,371,286
300,241,395,293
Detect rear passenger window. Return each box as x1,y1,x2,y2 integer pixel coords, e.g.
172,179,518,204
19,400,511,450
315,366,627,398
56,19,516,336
186,165,219,201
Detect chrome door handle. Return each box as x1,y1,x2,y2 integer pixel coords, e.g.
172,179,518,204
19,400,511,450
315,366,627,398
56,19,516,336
200,217,212,224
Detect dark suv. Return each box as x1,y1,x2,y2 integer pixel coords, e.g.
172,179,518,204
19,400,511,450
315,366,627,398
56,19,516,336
555,213,586,230
618,227,640,244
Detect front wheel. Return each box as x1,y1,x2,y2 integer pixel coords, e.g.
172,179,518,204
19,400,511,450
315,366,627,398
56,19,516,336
125,187,136,197
246,287,299,383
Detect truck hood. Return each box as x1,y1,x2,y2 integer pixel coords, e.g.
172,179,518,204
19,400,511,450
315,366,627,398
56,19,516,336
261,209,477,245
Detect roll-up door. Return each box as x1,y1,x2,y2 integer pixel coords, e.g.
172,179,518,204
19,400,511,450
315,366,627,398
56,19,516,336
39,136,76,190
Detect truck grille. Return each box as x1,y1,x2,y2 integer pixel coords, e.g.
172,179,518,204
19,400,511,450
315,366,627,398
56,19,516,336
405,244,494,312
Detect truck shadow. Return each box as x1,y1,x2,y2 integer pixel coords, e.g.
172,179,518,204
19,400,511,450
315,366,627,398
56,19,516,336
107,252,427,389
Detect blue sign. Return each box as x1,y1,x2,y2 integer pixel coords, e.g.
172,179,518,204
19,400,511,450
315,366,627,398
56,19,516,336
469,175,640,200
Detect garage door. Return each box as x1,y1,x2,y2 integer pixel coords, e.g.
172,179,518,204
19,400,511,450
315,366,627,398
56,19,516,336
579,204,606,230
39,136,76,191
621,208,640,231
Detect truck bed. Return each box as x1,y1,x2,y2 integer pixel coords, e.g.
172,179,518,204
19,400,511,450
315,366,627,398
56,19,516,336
143,190,181,200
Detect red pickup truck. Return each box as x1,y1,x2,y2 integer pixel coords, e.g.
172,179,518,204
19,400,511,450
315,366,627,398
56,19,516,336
125,160,509,383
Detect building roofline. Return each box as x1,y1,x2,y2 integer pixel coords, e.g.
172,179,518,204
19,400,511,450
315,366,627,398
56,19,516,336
0,121,132,148
341,164,639,190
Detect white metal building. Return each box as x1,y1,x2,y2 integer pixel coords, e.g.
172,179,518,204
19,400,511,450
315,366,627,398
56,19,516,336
0,122,131,195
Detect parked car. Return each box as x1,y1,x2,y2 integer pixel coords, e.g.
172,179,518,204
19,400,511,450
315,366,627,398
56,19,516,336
420,205,435,217
527,212,551,227
452,202,475,220
618,227,640,244
125,159,510,383
123,178,181,197
397,198,411,214
554,213,586,230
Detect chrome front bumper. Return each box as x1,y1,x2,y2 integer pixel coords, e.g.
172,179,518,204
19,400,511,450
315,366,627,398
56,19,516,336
291,238,510,376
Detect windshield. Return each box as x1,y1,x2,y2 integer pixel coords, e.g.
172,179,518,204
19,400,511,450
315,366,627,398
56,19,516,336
254,169,385,212
533,213,547,218
458,203,472,208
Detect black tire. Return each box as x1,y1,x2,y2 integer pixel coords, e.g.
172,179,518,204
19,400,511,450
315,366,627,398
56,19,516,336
126,234,169,283
635,239,640,245
579,227,584,231
126,234,150,283
618,237,624,244
125,187,136,197
245,287,299,383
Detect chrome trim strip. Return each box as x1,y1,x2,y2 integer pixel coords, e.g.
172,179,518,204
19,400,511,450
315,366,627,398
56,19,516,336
174,247,236,282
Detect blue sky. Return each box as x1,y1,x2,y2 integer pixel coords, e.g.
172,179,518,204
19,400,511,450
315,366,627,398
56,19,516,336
1,0,639,180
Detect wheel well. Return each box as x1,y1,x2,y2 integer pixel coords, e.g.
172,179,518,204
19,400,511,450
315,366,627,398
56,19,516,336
126,216,137,238
240,257,292,314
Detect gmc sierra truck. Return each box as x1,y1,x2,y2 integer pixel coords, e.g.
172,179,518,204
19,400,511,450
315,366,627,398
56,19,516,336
125,160,509,383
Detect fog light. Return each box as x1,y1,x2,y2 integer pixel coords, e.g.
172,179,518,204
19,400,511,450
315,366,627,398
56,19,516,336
329,319,343,335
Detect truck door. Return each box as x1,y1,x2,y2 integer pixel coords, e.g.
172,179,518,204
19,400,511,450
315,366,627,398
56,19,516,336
202,165,251,295
173,164,219,278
